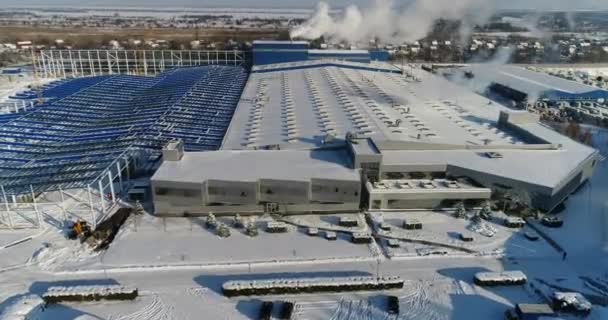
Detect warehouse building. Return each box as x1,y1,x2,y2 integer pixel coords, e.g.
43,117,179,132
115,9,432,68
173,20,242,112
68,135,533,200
252,40,389,66
151,58,599,215
459,64,608,102
152,140,360,215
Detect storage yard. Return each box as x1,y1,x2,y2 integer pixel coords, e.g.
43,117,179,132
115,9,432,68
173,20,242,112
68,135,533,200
0,42,607,320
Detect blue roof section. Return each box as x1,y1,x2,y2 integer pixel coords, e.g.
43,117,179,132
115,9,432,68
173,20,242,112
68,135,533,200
370,50,390,62
0,66,249,195
252,40,390,66
10,76,110,101
254,50,309,66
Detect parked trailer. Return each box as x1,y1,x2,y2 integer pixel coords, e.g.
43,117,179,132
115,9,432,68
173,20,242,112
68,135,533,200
222,276,405,297
504,303,555,320
504,217,525,228
266,222,288,233
325,231,337,240
403,219,422,230
43,285,138,303
351,232,373,244
474,271,527,286
339,216,359,227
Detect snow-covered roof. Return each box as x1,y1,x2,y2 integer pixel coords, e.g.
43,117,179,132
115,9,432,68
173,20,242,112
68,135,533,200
219,61,598,191
152,149,359,184
464,64,604,95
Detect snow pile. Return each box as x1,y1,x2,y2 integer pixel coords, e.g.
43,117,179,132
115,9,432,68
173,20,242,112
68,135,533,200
27,235,100,272
0,295,43,320
474,270,527,286
223,276,404,297
43,285,138,303
552,292,592,314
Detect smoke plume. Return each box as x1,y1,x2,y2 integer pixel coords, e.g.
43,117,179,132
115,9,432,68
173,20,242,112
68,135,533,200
290,0,496,43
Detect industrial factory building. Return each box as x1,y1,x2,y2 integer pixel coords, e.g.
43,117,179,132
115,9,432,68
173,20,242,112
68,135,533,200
252,40,389,65
151,55,599,215
460,64,608,102
0,41,598,223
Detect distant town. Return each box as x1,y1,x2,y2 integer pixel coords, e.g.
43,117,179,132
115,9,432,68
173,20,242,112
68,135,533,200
1,7,608,67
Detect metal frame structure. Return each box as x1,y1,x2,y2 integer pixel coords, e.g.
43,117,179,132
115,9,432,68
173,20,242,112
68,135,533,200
36,49,247,78
0,64,249,228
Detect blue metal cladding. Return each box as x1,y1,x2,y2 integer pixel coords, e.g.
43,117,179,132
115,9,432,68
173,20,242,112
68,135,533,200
308,52,371,63
252,41,389,65
369,50,390,61
254,51,309,65
0,65,249,195
253,41,310,65
543,89,608,101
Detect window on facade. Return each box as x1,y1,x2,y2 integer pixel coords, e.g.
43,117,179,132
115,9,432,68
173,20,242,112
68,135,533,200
155,187,168,195
182,189,199,198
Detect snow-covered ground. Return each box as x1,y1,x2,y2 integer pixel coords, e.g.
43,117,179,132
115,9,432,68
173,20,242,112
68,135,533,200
0,127,607,319
95,214,376,271
370,210,557,259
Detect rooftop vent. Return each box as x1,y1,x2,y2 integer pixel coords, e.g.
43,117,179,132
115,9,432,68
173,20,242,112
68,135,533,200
485,152,503,159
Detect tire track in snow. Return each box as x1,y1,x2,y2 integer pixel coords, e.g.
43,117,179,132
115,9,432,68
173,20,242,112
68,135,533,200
112,294,176,320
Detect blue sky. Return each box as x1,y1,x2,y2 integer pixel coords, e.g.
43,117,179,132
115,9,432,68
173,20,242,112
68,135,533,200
1,0,607,10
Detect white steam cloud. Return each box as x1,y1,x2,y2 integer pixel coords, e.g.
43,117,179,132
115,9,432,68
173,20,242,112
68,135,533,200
290,0,496,43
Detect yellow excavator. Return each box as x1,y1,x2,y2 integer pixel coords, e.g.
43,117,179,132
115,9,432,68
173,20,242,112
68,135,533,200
68,220,92,242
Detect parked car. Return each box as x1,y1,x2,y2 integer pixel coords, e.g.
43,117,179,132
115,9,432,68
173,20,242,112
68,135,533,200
541,216,564,228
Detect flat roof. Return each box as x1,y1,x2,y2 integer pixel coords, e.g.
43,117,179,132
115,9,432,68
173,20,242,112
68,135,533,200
223,61,537,150
463,64,602,95
219,61,598,190
152,149,359,184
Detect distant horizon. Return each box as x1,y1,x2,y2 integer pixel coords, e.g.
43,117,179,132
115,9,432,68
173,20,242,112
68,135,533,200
1,0,608,11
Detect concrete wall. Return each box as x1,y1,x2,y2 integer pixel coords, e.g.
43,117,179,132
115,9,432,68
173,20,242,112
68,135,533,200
259,179,310,204
206,179,258,205
367,185,491,210
152,177,361,216
311,178,361,203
